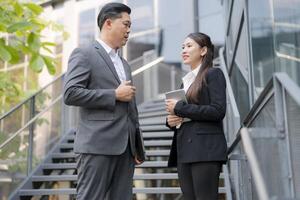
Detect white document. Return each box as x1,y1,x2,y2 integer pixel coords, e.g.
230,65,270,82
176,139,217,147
165,89,187,102
165,89,191,124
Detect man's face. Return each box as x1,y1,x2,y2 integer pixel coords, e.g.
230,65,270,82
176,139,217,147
110,12,131,48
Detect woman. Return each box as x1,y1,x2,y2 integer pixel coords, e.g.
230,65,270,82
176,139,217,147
165,32,227,200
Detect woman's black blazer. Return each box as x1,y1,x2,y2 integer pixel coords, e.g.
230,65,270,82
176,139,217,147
167,67,227,167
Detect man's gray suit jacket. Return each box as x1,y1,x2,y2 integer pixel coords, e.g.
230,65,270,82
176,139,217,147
63,41,139,156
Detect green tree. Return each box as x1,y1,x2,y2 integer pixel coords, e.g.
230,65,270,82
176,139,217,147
0,0,67,112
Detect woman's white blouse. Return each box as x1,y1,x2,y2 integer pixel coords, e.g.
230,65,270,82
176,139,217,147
175,64,201,128
182,64,201,93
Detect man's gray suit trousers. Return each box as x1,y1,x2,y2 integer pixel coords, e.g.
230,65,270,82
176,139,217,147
76,145,135,200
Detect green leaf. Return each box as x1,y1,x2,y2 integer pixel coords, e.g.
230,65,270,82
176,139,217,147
0,22,6,32
30,18,48,27
0,42,12,62
42,42,56,47
14,2,24,17
42,55,56,75
27,32,40,52
5,46,20,64
24,3,43,15
29,54,44,73
18,44,31,54
7,21,32,33
42,46,53,54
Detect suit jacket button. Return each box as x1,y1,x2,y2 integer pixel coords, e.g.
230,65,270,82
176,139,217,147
188,139,192,143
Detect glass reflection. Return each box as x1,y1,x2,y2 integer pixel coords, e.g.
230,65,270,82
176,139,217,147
79,9,95,47
249,0,300,96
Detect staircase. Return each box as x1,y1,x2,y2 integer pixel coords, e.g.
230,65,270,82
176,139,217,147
10,99,228,200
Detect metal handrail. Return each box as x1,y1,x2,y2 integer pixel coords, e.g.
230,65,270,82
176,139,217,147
240,128,269,200
0,56,165,150
0,95,62,150
0,73,65,120
227,129,241,155
0,55,164,121
274,73,300,106
227,72,300,199
132,57,164,76
243,78,274,126
227,127,269,199
243,72,300,126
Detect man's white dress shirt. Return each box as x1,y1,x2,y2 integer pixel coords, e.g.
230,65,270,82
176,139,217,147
97,39,127,82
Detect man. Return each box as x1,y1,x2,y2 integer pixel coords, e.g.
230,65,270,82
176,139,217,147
63,3,143,200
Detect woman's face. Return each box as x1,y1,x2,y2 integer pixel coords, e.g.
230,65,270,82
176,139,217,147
181,37,206,69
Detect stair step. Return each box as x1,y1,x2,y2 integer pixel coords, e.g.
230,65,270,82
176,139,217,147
134,187,226,194
139,115,166,122
134,173,178,180
31,175,77,182
138,107,165,113
134,187,181,194
18,187,226,196
59,140,172,149
18,188,76,195
146,150,170,156
59,133,174,147
139,111,167,118
41,161,168,170
41,162,225,177
31,173,179,182
143,131,173,138
138,161,168,168
60,132,174,143
139,119,166,126
141,125,169,131
51,153,76,159
31,173,224,182
59,143,74,149
42,163,76,170
138,102,165,110
51,150,169,160
18,188,181,195
144,140,172,147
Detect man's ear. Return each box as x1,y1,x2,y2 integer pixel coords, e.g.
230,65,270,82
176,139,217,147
104,18,112,30
201,46,208,56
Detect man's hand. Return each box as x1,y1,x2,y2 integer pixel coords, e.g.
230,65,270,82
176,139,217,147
165,99,178,114
134,155,144,165
115,80,136,102
167,114,183,127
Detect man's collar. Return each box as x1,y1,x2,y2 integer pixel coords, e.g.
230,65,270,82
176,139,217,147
96,38,119,55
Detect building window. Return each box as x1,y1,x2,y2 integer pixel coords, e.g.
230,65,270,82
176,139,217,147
78,9,95,47
230,61,250,122
249,0,300,94
273,0,300,85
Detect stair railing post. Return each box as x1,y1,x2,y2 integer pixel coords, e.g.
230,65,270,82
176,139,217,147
27,96,35,175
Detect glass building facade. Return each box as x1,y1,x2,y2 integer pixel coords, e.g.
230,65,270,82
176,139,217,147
223,0,300,121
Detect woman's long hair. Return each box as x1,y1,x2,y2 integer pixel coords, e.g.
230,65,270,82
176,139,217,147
186,32,214,104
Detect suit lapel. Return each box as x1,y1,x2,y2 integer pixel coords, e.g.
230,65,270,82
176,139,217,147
93,41,121,84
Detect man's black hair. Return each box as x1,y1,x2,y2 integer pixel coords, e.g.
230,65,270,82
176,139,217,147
97,3,131,31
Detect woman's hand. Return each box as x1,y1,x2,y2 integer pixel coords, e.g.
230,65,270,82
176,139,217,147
167,114,183,127
165,99,178,114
